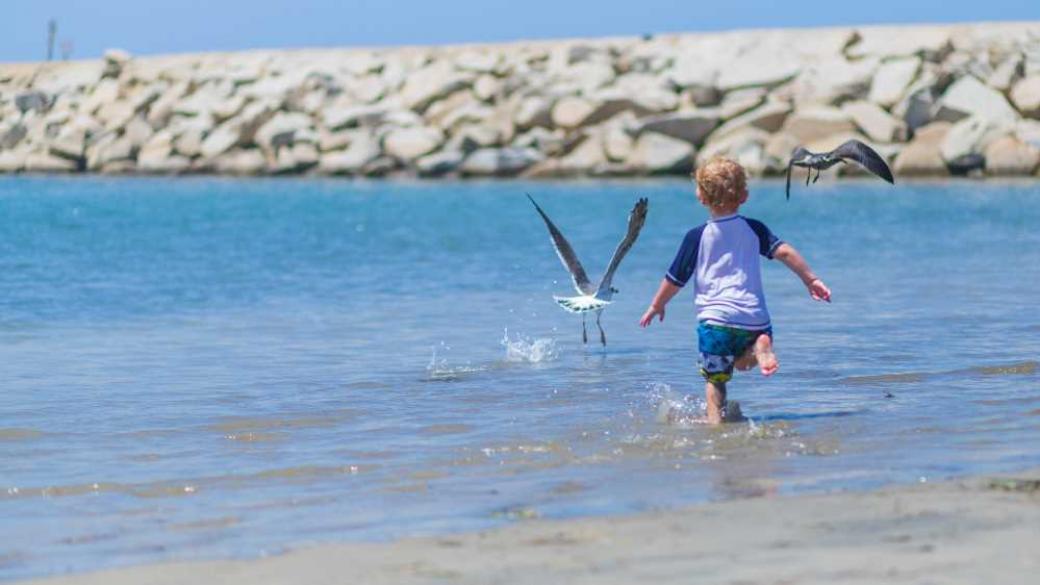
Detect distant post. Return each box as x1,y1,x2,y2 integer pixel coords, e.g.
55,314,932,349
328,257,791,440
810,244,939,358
47,19,57,61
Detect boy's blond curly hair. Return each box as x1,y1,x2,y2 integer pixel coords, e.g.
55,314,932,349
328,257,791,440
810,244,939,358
693,157,748,209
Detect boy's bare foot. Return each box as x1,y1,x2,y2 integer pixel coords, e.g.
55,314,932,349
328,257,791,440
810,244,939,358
754,334,779,376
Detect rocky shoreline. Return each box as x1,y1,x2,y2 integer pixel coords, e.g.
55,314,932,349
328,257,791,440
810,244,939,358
2,23,1039,179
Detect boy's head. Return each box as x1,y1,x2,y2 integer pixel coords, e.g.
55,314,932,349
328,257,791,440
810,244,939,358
693,157,748,213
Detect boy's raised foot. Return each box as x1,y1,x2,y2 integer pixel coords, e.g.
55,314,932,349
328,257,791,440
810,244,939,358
754,334,779,377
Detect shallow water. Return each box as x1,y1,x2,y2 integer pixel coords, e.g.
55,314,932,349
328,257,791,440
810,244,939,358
0,177,1037,580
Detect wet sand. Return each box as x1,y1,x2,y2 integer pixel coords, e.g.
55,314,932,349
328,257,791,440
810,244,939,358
27,470,1040,585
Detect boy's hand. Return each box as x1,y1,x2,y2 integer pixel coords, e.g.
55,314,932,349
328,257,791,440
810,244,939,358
640,304,665,327
807,278,831,302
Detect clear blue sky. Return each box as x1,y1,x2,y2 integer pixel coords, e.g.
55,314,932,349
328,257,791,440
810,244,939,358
1,0,1036,62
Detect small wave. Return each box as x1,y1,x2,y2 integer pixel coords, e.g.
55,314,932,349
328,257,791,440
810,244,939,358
501,330,558,363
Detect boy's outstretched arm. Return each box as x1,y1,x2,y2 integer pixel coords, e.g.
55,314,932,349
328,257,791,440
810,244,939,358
773,243,831,302
640,279,682,327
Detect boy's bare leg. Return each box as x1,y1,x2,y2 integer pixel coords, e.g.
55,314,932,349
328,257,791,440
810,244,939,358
754,334,779,376
705,381,726,424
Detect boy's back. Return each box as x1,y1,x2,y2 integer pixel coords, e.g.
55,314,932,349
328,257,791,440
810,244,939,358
666,214,782,330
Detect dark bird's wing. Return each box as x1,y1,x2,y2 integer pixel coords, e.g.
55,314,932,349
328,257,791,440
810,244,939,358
785,157,794,200
785,147,812,200
527,194,595,295
831,140,895,184
597,197,648,296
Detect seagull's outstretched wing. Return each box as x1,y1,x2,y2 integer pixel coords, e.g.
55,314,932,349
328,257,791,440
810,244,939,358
597,197,648,295
786,147,812,201
831,140,895,184
527,194,595,295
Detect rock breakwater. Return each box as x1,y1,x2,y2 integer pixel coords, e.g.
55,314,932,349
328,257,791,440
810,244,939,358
2,23,1039,178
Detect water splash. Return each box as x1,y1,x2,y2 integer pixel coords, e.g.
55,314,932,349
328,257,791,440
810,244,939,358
426,342,482,381
501,329,558,363
649,382,706,426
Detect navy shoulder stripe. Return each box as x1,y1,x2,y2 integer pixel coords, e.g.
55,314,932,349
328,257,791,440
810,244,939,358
666,225,706,286
743,217,783,259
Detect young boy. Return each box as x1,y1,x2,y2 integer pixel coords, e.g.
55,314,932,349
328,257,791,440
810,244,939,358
640,157,831,424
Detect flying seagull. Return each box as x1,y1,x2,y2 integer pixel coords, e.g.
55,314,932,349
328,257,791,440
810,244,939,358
786,139,894,199
527,194,648,346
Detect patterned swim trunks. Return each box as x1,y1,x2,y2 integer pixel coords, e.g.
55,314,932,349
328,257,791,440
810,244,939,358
698,322,773,384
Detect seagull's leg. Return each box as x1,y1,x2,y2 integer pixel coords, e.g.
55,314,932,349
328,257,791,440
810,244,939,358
596,310,606,346
805,168,811,186
812,168,821,184
582,313,588,344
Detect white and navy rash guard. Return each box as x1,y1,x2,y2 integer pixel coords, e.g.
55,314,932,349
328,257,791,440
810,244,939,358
665,214,783,330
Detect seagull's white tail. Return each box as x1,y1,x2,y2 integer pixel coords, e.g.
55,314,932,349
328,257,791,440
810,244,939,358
553,295,611,314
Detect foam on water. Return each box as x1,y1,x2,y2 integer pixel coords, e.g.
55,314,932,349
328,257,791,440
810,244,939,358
501,329,559,363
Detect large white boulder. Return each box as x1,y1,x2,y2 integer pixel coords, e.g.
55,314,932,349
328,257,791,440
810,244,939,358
25,151,78,173
199,123,240,159
425,91,484,129
511,127,566,155
47,126,88,160
0,150,27,172
780,107,856,144
784,57,878,106
626,132,694,174
893,122,952,176
137,130,174,165
321,104,387,131
719,88,766,120
382,126,445,161
213,149,266,175
255,112,314,151
846,26,952,60
550,96,597,129
315,132,381,174
987,54,1023,93
551,61,615,94
711,101,791,142
1010,76,1040,118
123,116,154,149
939,116,1009,170
416,150,464,177
87,135,134,170
542,133,608,176
867,57,921,108
400,62,472,112
1015,119,1040,150
603,125,634,162
636,109,720,147
460,147,543,176
984,136,1040,176
81,79,121,115
95,100,137,131
513,97,554,130
935,75,1019,124
716,56,800,92
842,101,908,143
665,54,718,92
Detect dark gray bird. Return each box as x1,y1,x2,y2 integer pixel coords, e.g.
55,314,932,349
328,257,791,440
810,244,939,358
786,139,894,199
527,194,648,346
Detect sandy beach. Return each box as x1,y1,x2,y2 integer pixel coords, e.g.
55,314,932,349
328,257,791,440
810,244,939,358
25,469,1039,585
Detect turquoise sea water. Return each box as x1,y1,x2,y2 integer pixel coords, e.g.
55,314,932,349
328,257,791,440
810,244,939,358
0,177,1038,580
